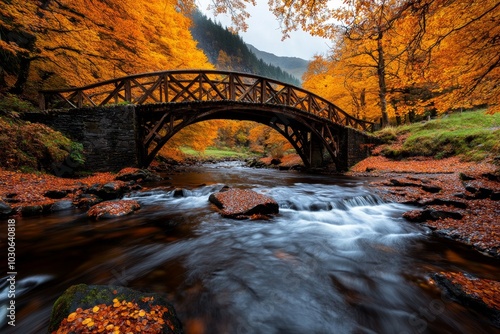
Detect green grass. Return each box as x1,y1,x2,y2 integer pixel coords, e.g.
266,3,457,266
376,110,500,161
180,146,252,159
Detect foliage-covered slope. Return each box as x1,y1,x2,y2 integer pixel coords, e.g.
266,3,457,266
0,0,212,100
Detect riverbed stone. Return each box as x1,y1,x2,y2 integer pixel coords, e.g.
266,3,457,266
74,193,103,208
403,208,463,222
115,167,162,182
50,200,75,212
209,188,279,218
86,181,130,200
20,204,44,216
49,284,183,333
0,200,12,216
44,189,69,199
87,200,140,219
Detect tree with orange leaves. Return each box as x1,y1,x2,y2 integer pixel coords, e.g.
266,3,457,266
0,0,211,98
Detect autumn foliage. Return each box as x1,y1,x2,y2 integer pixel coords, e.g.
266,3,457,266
210,0,499,123
53,297,174,334
0,0,211,97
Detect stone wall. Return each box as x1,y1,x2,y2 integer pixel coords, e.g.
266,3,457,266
344,127,379,170
23,105,139,172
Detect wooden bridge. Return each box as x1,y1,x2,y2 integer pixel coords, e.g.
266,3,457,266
39,70,376,171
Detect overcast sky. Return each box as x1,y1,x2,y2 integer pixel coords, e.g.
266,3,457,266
196,0,333,60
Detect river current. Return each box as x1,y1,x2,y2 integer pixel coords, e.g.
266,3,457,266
1,162,499,333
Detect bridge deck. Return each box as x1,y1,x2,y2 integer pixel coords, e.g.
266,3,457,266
39,69,374,132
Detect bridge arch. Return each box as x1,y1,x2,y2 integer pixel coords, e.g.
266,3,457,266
136,101,345,169
39,69,376,171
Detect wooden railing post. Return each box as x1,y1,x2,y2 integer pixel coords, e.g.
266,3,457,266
124,79,131,102
229,73,235,101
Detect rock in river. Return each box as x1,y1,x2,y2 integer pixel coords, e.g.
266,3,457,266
49,284,183,333
87,200,140,219
209,188,279,219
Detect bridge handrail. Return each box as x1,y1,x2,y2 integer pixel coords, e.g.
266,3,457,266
39,69,374,131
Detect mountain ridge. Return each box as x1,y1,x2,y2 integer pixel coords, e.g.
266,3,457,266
246,44,309,82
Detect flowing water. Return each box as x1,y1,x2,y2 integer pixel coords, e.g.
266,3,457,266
1,162,499,333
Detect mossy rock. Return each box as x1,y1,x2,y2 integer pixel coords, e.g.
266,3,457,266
49,284,183,333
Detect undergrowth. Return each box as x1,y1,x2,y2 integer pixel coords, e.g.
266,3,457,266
0,116,84,173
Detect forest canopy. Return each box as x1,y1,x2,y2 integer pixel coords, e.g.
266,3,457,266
0,0,212,98
209,0,500,124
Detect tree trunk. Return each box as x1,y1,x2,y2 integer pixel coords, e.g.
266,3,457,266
10,54,31,94
376,34,390,127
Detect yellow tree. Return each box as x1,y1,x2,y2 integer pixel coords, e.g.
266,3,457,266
0,0,211,96
407,0,500,113
208,0,423,126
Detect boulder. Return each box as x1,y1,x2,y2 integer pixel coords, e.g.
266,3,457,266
422,185,442,193
403,209,463,222
209,188,279,219
20,205,44,217
49,284,183,334
50,200,75,212
173,188,185,198
87,182,130,200
0,200,12,217
115,167,162,182
87,200,140,220
44,189,69,199
74,194,103,209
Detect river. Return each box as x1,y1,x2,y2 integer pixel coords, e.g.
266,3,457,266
2,162,499,333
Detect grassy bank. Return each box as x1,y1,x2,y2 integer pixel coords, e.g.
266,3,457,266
180,146,253,160
376,110,500,161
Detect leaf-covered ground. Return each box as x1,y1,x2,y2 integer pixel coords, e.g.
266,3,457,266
0,169,118,210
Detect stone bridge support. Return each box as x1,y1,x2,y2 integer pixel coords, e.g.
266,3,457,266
23,105,141,172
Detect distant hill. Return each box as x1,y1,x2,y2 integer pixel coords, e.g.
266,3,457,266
246,44,309,82
190,11,301,86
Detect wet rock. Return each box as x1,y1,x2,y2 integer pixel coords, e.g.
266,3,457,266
209,188,279,219
491,192,500,201
431,273,500,328
474,187,493,199
3,193,20,204
459,173,476,181
403,209,463,222
173,188,185,198
44,189,69,199
389,179,421,187
270,158,281,165
482,172,500,182
74,194,103,209
421,198,467,209
88,182,130,200
0,200,12,216
49,284,183,334
20,205,44,217
87,200,140,220
422,185,442,193
464,184,478,194
115,167,162,182
51,200,74,212
246,158,267,168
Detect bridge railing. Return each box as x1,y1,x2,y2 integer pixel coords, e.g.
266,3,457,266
39,69,375,131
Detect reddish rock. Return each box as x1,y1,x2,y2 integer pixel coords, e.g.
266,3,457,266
87,200,140,220
209,188,279,219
